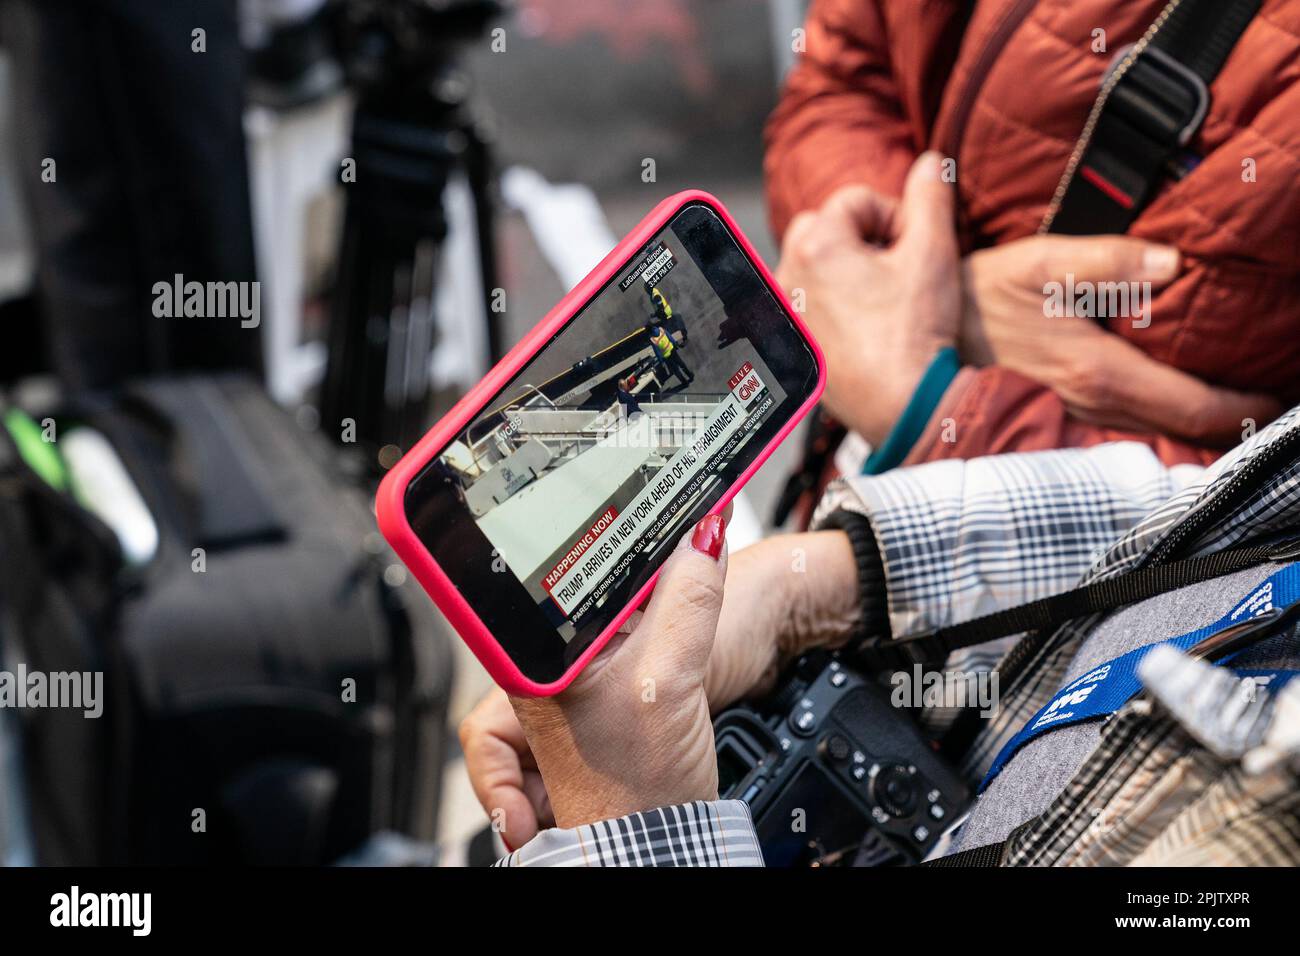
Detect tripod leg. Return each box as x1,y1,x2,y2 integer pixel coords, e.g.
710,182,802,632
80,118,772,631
463,123,503,363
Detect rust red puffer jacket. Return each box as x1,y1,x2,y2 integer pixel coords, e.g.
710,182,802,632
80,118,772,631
765,0,1300,466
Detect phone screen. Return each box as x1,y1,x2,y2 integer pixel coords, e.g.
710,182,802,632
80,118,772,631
403,200,820,683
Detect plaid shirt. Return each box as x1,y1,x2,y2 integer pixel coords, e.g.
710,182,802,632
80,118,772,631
492,801,763,867
497,409,1300,867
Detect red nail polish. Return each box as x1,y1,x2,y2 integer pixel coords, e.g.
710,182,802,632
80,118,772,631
690,514,726,560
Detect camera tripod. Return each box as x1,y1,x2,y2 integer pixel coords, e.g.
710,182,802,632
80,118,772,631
319,0,506,472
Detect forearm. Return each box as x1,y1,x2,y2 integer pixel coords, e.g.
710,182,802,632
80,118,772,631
705,529,861,706
814,435,1199,638
907,366,1226,468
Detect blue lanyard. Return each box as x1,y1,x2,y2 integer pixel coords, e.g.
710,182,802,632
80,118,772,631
980,562,1300,792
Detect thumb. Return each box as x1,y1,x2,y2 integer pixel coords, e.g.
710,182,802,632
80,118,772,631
1028,235,1181,287
630,514,728,674
896,151,958,262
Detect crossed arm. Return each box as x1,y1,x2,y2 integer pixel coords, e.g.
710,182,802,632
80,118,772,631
764,1,1278,465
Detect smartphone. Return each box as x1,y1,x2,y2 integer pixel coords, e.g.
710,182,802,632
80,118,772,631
376,191,824,696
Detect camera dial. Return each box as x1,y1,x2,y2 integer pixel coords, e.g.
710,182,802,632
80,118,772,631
869,763,919,818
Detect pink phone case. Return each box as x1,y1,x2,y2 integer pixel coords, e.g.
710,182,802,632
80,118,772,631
376,190,825,696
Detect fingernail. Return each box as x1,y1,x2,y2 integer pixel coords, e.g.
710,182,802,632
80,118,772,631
1143,245,1179,277
689,513,726,561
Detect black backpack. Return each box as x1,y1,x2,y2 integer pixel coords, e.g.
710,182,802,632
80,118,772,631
0,373,453,864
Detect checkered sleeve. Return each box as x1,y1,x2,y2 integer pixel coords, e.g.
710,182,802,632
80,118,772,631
813,442,1197,641
493,800,763,867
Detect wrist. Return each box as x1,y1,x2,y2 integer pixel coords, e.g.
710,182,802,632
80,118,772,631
516,694,719,830
777,530,864,659
863,346,960,474
813,511,890,652
836,339,956,448
546,757,719,830
549,771,718,830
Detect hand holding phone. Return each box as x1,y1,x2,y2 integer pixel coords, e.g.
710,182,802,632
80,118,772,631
377,192,824,695
509,512,729,829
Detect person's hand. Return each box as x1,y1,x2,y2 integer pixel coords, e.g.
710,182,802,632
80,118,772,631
960,235,1281,444
458,687,554,848
505,514,729,830
461,527,860,848
775,152,961,446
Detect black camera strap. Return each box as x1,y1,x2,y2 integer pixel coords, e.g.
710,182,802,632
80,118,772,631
1042,0,1261,235
854,537,1300,672
920,840,1006,868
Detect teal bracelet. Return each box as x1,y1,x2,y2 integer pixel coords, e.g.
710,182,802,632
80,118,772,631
862,346,960,475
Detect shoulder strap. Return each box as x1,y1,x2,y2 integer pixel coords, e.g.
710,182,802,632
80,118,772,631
1044,0,1261,236
854,537,1300,672
920,840,1005,867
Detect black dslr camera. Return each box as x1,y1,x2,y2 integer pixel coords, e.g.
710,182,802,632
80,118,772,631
714,653,970,866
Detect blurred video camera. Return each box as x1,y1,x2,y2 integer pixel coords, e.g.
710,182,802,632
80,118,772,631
242,0,507,108
714,653,970,866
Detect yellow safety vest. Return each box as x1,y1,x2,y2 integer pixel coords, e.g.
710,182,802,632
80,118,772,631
650,329,674,358
651,288,672,319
